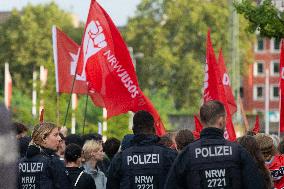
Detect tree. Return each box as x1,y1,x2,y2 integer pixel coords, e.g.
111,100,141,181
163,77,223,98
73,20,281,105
234,0,284,38
0,3,77,91
124,0,253,112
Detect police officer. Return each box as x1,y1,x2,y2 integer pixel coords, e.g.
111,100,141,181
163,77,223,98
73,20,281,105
107,110,177,189
164,100,265,189
18,122,72,189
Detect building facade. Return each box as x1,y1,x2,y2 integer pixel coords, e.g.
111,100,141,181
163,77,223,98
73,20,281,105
242,37,281,132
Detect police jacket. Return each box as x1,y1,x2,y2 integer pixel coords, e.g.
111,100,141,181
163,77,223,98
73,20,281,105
164,127,265,189
18,145,72,189
66,167,96,189
106,134,177,189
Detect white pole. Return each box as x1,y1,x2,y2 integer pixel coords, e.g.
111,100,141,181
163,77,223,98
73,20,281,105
103,108,107,132
265,68,270,134
128,47,135,130
102,109,107,142
71,93,77,134
4,63,9,109
32,70,37,117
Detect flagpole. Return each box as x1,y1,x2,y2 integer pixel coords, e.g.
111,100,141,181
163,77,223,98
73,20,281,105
239,95,249,132
63,73,77,127
82,94,89,134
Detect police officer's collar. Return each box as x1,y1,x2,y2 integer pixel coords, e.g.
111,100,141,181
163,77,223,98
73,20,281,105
132,134,159,145
200,127,224,139
40,146,56,156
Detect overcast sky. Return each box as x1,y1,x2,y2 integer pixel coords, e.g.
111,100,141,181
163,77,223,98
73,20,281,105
0,0,141,26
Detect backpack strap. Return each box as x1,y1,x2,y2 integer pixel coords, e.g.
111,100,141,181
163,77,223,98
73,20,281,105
74,171,84,187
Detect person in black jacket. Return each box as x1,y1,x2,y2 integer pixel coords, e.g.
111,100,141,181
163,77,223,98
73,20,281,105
65,143,96,189
0,105,18,189
107,110,177,189
18,122,72,189
164,100,265,189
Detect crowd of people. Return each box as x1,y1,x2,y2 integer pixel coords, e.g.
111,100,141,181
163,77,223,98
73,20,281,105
2,100,284,188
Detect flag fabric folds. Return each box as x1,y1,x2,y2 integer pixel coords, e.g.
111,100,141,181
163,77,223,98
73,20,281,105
52,26,88,95
218,49,237,115
74,0,165,135
203,30,236,141
280,40,284,133
4,63,12,109
193,115,203,139
253,115,260,134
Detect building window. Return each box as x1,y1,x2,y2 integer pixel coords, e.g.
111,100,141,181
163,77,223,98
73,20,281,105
254,62,264,76
271,38,281,52
270,85,279,100
253,85,265,100
271,61,280,76
255,37,264,52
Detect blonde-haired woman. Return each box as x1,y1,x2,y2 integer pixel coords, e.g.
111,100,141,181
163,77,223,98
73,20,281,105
18,122,72,189
82,140,107,189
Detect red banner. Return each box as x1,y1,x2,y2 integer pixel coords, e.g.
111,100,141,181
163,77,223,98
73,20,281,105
203,30,236,141
193,115,203,139
280,40,284,133
52,26,88,94
218,49,237,115
253,115,260,134
75,0,165,135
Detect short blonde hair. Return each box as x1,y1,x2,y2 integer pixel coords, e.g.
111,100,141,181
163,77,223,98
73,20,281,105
82,140,102,161
31,122,58,146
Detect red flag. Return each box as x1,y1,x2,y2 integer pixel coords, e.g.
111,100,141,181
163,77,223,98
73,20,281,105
52,26,88,95
75,0,165,136
194,115,203,133
279,40,284,132
218,49,237,115
193,115,203,139
253,115,260,134
203,30,236,141
4,63,12,109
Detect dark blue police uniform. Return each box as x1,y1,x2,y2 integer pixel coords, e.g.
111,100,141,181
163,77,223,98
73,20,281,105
107,134,177,189
164,127,265,189
18,145,72,189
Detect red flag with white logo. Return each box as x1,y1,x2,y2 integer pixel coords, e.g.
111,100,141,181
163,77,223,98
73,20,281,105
279,40,284,132
52,26,88,95
4,63,12,109
253,115,260,134
218,49,237,115
75,0,165,136
203,30,236,141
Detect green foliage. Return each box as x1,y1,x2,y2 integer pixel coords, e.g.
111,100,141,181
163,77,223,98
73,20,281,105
125,0,253,112
106,114,132,140
0,3,75,92
234,0,284,38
